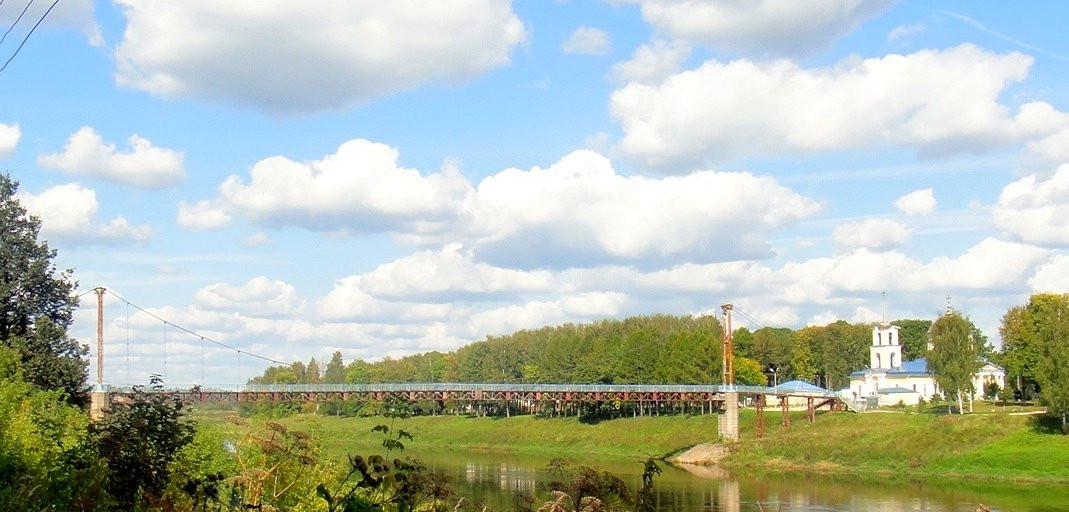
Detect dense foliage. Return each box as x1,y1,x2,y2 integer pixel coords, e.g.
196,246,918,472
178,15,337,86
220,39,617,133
1002,293,1069,431
250,316,947,404
0,174,88,406
928,311,983,414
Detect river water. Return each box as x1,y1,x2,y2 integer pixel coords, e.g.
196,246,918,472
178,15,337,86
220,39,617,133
410,450,1068,511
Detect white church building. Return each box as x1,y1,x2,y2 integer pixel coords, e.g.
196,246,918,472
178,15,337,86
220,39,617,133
847,322,1005,406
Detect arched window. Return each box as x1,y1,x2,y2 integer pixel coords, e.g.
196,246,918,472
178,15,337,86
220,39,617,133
877,332,882,345
876,353,882,368
890,353,896,368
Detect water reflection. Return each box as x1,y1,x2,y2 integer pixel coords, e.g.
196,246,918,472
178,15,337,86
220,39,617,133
419,452,1068,511
464,462,538,495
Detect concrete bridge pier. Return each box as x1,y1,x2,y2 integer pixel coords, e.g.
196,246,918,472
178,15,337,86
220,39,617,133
90,391,111,420
717,392,739,441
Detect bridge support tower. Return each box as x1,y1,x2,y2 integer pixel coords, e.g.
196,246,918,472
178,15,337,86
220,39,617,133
718,392,739,441
90,391,110,420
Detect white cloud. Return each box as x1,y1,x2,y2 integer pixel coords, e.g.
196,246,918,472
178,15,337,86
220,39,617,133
17,183,152,244
813,238,1048,292
0,123,19,158
459,150,821,267
809,310,840,326
177,199,231,230
113,0,526,113
351,244,553,299
38,126,186,189
628,0,893,56
242,232,269,247
608,39,691,84
562,26,611,56
194,276,304,317
887,23,924,42
465,292,626,338
611,45,1068,168
47,0,103,46
211,144,819,268
1030,254,1069,292
894,188,936,216
992,165,1069,246
833,218,911,251
1027,127,1069,166
0,0,102,46
218,138,474,234
316,278,450,323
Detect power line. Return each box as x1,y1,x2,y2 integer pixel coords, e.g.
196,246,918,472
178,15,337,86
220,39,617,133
0,0,35,47
104,288,293,367
0,0,60,74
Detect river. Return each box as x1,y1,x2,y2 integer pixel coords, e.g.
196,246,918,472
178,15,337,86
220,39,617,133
408,450,1068,511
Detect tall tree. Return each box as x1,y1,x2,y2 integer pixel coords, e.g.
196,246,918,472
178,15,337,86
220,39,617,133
1030,294,1069,432
928,311,982,414
891,319,932,361
306,357,321,384
789,327,818,383
323,351,346,384
807,321,870,390
0,175,87,406
999,295,1063,400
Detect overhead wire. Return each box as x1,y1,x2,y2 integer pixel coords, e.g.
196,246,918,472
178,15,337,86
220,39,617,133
0,0,61,74
105,288,293,367
0,0,35,47
732,307,769,331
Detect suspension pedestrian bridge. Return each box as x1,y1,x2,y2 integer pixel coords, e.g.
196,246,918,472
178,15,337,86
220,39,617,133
85,287,867,440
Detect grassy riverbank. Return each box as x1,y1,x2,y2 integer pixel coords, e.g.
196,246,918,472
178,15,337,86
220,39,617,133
192,405,1069,483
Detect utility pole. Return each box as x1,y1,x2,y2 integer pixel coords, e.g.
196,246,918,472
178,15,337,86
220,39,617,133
721,304,734,385
95,287,105,388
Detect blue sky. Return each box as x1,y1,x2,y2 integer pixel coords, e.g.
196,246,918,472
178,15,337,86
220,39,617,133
3,1,1069,387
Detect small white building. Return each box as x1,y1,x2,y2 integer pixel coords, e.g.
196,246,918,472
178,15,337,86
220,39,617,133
848,322,1005,406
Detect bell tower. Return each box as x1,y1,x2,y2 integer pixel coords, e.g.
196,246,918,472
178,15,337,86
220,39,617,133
870,322,902,369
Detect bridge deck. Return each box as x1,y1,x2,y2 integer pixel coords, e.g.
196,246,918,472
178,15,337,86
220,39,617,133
98,382,840,404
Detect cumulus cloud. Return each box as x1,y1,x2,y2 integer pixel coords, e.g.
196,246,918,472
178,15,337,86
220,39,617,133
562,26,611,56
611,45,1067,168
1030,254,1069,292
349,244,553,300
627,0,892,57
992,165,1069,245
38,126,186,189
464,292,626,338
317,278,451,323
813,238,1049,292
194,276,304,317
208,143,819,268
608,39,691,84
0,0,102,46
177,199,231,230
833,218,911,251
1026,127,1069,166
0,123,19,158
894,188,936,216
113,0,526,113
459,150,820,268
17,183,152,244
218,138,474,234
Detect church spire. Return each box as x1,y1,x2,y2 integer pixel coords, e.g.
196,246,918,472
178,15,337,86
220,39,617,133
882,291,887,324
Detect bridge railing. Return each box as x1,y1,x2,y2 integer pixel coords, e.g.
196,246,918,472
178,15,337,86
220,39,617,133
97,382,840,399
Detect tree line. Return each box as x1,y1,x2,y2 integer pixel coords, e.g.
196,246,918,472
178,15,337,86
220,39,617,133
253,315,948,395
